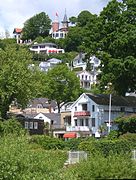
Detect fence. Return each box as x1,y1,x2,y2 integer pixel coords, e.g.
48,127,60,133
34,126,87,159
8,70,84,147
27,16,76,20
68,151,87,164
132,150,136,160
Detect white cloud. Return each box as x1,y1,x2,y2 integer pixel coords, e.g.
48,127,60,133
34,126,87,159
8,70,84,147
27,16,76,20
0,0,110,37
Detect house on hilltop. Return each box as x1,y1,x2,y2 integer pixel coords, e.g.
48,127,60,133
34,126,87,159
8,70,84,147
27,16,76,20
50,10,69,39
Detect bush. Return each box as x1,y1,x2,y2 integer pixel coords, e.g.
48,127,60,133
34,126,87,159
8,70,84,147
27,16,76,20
64,138,84,150
29,135,66,150
79,138,135,156
115,114,136,134
119,133,136,146
61,153,136,179
0,136,67,179
0,118,25,137
106,130,119,140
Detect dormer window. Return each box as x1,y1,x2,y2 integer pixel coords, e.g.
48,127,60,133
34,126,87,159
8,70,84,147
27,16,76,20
37,104,43,108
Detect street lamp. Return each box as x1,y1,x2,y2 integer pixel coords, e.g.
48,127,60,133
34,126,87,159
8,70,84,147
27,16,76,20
108,93,112,133
105,82,112,133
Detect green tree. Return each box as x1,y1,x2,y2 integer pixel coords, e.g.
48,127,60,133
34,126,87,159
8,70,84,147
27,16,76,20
0,45,42,119
22,12,51,41
98,0,136,95
42,64,81,112
115,114,136,134
65,11,100,53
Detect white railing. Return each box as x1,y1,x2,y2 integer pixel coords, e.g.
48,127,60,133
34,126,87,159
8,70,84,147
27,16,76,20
132,150,136,160
68,151,87,164
66,126,90,132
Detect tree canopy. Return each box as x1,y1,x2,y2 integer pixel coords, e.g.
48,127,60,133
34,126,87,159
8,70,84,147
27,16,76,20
0,45,43,119
62,0,136,95
22,12,51,41
42,64,81,112
98,0,136,95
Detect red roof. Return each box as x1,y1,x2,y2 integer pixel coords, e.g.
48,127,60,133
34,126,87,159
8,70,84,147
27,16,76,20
63,132,77,138
13,28,22,33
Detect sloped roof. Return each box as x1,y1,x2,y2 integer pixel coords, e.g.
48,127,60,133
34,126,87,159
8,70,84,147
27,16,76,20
74,53,86,61
13,28,22,33
47,58,62,63
28,98,57,108
86,93,136,107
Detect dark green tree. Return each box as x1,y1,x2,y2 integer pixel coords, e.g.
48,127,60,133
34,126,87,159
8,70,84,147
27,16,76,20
42,64,81,112
98,0,136,95
22,12,51,41
115,114,136,134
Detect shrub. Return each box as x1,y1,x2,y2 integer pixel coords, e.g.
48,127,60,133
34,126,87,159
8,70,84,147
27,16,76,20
115,114,136,134
119,133,136,147
79,138,135,156
106,130,119,140
29,135,66,150
0,118,25,137
61,153,136,179
0,136,67,179
64,138,84,150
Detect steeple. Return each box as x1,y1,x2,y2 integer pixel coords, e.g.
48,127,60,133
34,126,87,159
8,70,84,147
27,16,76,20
61,9,69,29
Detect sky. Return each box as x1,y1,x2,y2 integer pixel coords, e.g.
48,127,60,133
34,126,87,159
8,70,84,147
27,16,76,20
0,0,110,38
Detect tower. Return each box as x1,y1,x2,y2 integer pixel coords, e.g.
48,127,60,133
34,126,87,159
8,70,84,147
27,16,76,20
52,13,59,33
61,9,69,30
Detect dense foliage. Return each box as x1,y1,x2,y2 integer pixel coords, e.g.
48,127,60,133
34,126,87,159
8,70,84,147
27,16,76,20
64,0,136,95
0,120,135,179
115,114,136,134
42,64,81,112
22,12,51,41
0,45,43,119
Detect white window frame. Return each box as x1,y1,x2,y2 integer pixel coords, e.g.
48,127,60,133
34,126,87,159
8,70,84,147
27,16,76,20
34,122,38,129
29,122,33,129
25,121,29,129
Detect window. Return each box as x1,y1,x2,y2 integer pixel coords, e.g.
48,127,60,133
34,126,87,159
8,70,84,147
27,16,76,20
82,104,87,111
37,104,43,108
56,33,59,37
85,75,87,80
120,107,125,112
75,119,77,126
29,122,33,129
92,105,95,112
82,75,84,79
92,118,95,127
34,122,38,129
80,119,84,126
25,121,28,129
85,119,89,126
75,106,77,111
39,45,45,48
60,33,63,38
32,46,38,49
51,120,54,125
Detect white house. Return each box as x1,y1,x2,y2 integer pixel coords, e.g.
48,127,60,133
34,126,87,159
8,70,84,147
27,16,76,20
76,70,95,90
72,53,86,70
50,10,69,39
62,93,136,138
39,58,62,72
30,43,64,54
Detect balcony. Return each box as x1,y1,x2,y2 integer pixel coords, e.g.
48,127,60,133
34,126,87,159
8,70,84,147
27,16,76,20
74,111,90,117
66,126,90,132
